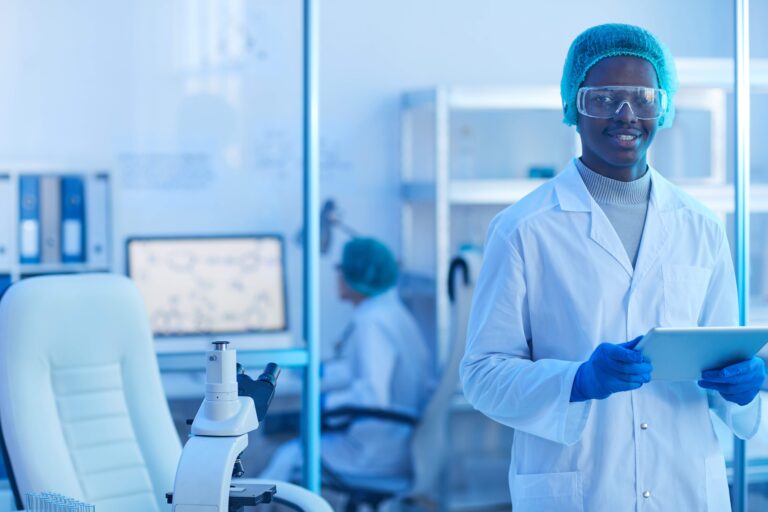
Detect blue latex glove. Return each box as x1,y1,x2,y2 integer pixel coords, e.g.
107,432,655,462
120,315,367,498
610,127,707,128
570,337,653,402
698,357,766,406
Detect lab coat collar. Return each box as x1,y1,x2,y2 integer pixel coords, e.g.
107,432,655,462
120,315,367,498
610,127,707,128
647,166,685,212
554,159,682,213
356,288,398,315
554,159,682,279
633,168,682,285
554,160,629,275
553,160,592,212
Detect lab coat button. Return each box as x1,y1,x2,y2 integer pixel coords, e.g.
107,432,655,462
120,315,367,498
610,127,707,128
641,423,649,430
643,491,651,498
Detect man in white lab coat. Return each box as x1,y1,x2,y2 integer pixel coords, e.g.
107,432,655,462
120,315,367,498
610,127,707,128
461,24,765,511
261,237,432,480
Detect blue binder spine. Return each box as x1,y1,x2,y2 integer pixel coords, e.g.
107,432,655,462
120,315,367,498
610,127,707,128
18,175,41,264
0,274,10,298
61,176,86,263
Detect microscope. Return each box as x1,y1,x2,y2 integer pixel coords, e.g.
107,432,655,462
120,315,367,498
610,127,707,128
167,341,280,511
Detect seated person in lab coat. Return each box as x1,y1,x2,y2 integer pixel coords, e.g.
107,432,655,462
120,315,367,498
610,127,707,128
460,23,765,511
260,237,432,480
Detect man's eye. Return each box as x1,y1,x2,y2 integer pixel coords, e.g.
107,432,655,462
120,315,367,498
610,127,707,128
594,95,613,104
636,93,654,105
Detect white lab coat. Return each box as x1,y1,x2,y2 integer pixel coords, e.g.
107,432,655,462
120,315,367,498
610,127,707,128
322,289,432,476
260,291,431,481
460,160,761,512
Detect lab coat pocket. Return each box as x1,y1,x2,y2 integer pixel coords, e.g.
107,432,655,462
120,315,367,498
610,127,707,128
705,455,731,511
662,264,712,326
512,471,583,512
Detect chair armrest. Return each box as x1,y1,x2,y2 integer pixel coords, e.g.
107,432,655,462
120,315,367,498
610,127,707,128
322,406,419,432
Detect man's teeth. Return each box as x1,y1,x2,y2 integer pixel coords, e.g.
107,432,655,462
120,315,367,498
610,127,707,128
616,135,637,141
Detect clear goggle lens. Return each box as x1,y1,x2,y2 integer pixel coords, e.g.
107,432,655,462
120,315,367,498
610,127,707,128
577,86,668,120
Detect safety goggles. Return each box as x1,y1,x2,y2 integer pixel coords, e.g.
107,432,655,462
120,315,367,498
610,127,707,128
576,86,668,120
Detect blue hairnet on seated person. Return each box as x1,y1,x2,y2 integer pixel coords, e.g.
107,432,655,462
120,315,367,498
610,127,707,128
561,23,678,128
340,237,399,297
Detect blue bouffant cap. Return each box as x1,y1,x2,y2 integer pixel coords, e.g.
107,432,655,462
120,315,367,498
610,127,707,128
560,23,678,128
340,237,399,297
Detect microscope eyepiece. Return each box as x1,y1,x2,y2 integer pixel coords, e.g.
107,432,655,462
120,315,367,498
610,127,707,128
257,362,281,387
237,362,280,422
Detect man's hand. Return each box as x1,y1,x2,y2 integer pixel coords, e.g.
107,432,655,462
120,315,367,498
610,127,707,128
698,357,765,406
570,337,653,402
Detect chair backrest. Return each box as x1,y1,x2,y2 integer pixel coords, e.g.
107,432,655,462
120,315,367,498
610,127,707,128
408,249,482,498
0,274,182,511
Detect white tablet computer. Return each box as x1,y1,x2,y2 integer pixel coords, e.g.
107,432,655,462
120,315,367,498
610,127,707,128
635,327,768,381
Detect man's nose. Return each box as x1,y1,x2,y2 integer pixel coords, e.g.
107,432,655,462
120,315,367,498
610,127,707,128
613,101,638,123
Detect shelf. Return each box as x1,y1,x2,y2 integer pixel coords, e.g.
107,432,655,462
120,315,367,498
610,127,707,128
401,182,437,202
402,89,438,109
403,86,562,111
406,177,768,212
402,179,549,204
0,168,113,279
449,179,548,205
18,264,110,275
400,270,436,296
678,184,768,214
676,57,768,91
402,59,768,113
445,86,561,111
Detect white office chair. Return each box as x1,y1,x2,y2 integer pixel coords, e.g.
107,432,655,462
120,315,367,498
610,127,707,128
322,249,481,511
0,273,331,511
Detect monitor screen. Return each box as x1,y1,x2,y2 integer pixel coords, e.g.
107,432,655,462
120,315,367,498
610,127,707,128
126,236,287,336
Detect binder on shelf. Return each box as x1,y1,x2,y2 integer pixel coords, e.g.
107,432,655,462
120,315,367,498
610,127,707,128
39,175,61,264
61,176,85,263
86,174,109,267
0,175,12,268
0,274,10,298
18,175,41,264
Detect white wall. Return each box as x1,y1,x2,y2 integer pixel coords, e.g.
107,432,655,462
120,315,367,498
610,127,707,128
0,0,763,351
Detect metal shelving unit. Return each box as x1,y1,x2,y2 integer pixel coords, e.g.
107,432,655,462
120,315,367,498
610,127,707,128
400,85,577,362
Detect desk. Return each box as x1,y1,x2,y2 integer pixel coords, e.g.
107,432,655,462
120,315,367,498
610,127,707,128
158,348,308,400
157,348,309,373
161,365,305,401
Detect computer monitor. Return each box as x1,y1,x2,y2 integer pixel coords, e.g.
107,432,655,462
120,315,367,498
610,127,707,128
126,235,288,336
